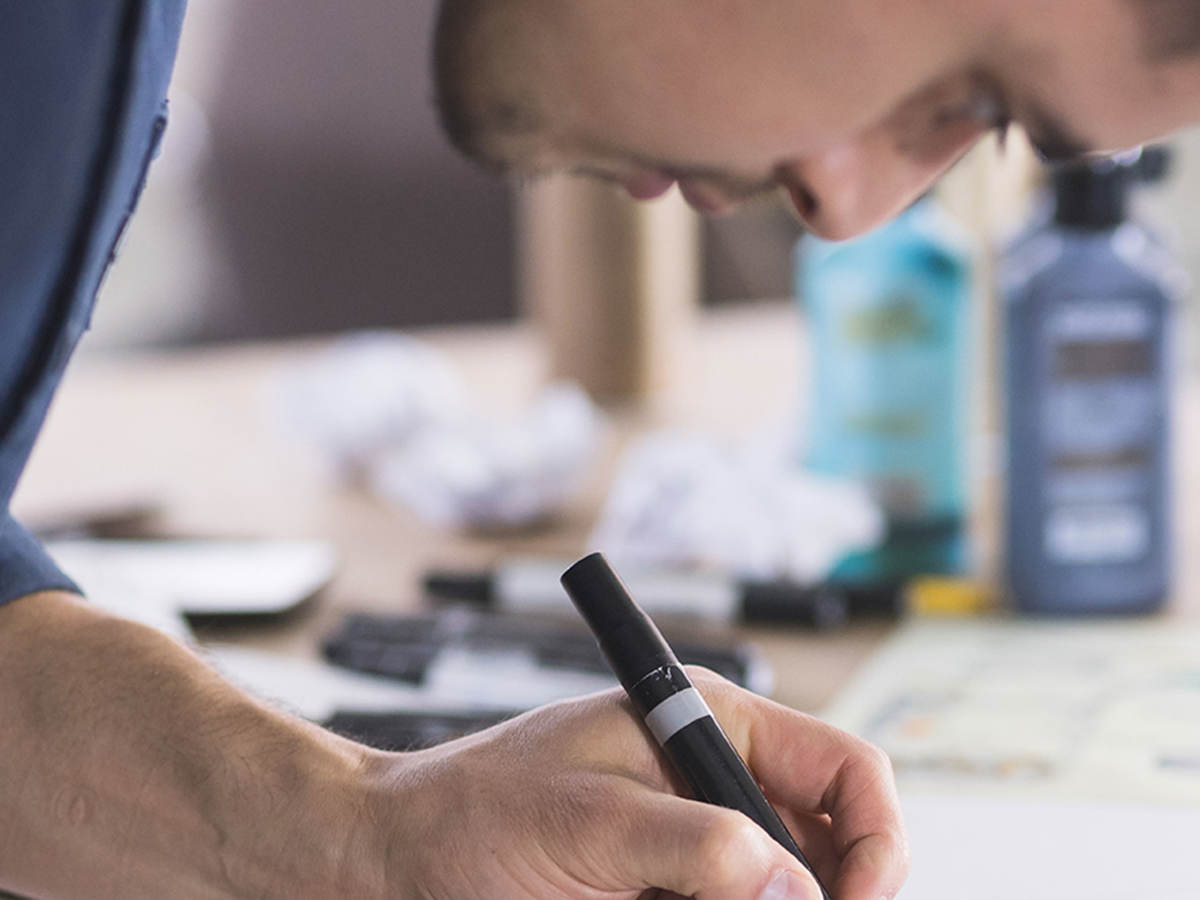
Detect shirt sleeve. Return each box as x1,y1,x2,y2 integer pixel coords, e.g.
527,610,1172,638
0,514,80,606
0,0,186,609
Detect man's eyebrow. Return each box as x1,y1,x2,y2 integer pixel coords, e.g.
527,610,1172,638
573,143,723,181
605,149,777,191
1022,102,1095,162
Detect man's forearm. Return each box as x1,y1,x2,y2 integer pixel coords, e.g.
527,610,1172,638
0,592,377,899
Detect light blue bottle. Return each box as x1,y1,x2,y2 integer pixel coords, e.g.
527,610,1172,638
796,197,973,580
1002,150,1178,614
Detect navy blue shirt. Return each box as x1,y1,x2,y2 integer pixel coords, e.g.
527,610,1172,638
0,1,186,606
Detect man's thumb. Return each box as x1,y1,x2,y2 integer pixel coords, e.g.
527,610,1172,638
617,792,823,900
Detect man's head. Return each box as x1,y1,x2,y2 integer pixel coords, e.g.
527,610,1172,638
433,0,1200,239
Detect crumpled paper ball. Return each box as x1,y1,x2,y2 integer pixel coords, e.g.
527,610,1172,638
591,431,884,583
278,332,601,530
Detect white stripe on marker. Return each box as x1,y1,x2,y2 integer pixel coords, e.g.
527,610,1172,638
645,687,712,745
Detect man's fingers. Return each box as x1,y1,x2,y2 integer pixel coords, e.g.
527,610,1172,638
777,810,838,888
819,743,910,899
614,789,826,900
830,827,911,900
688,668,910,898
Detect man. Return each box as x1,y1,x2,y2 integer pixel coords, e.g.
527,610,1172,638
0,4,903,898
3,0,1190,896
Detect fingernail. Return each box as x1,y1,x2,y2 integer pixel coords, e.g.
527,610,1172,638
758,869,819,900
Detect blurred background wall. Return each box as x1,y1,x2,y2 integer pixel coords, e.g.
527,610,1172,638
96,0,515,346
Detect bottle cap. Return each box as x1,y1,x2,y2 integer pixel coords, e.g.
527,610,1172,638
1053,156,1132,229
906,576,992,616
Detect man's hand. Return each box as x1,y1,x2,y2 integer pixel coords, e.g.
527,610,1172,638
0,593,908,899
357,668,909,900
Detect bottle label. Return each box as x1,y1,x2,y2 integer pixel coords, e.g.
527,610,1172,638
806,277,965,518
1039,296,1160,566
1044,503,1149,563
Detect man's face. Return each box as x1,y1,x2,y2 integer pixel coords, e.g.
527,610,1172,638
435,0,1200,239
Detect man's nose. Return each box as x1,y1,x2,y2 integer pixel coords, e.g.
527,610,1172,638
783,118,991,240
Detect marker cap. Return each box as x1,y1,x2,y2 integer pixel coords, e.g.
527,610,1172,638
561,552,678,692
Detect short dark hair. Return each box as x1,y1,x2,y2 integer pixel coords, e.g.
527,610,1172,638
1129,0,1200,60
431,0,541,170
431,0,486,161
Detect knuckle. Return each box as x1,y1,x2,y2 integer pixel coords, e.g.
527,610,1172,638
683,665,731,700
862,742,896,780
683,663,721,683
683,665,743,710
842,735,892,781
695,810,764,882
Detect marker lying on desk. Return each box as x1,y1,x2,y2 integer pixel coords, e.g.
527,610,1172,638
429,558,992,627
323,610,773,695
561,552,832,900
426,558,850,628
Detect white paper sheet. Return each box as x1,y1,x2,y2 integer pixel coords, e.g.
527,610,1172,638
899,792,1200,898
823,618,1200,897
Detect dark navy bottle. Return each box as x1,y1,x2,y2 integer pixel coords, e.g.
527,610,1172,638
1001,149,1181,614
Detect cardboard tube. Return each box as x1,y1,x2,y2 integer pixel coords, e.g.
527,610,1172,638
518,175,700,405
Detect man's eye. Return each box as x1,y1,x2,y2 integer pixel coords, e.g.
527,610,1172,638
933,87,1012,136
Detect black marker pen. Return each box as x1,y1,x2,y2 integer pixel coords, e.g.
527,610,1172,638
561,552,831,900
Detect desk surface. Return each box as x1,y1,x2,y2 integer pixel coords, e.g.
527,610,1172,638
13,301,1200,713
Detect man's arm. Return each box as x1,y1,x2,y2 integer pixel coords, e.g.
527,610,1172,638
0,591,376,898
0,591,908,899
